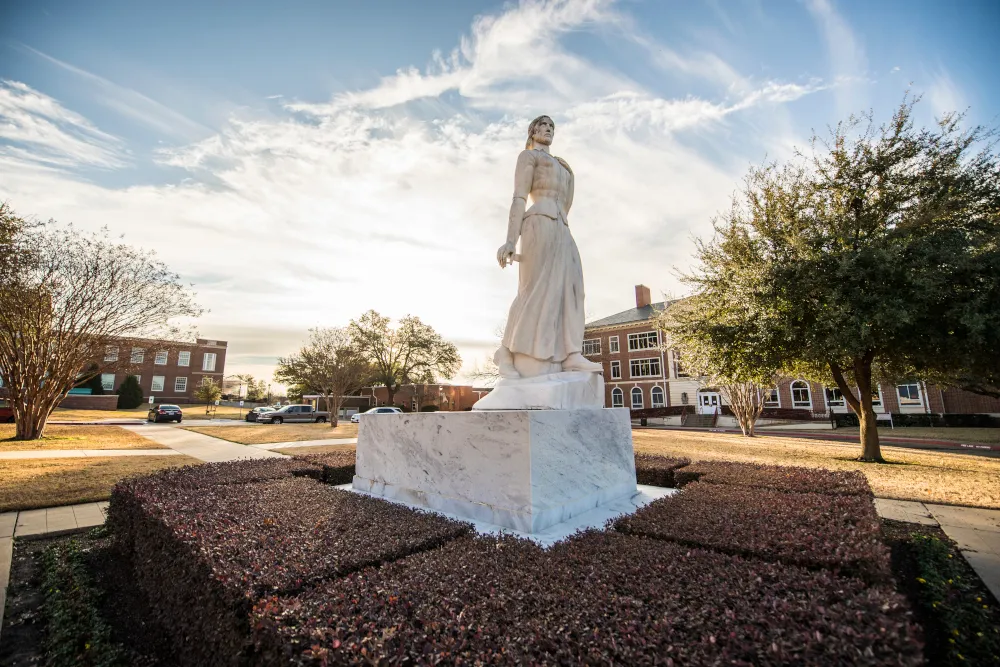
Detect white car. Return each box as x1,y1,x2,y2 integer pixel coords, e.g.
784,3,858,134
351,406,403,423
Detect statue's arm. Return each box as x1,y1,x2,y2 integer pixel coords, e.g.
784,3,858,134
564,167,574,217
505,150,535,245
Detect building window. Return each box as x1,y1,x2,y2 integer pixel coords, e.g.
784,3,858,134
154,350,168,365
177,351,191,367
627,331,659,351
651,386,665,408
101,374,115,391
175,377,188,392
202,352,217,372
104,346,118,362
631,387,644,409
825,387,845,408
671,350,688,378
871,385,882,407
791,380,811,408
582,339,601,356
611,387,624,408
130,348,144,364
151,376,165,392
763,388,780,407
629,357,661,378
610,360,622,380
897,383,922,405
609,336,619,353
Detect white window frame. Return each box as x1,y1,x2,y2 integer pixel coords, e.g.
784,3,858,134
791,380,812,409
154,350,168,365
763,388,780,408
582,339,602,356
151,376,165,392
611,388,624,408
629,357,661,378
631,387,644,409
202,352,217,372
825,386,846,409
897,383,922,405
174,377,188,392
101,373,115,391
131,348,145,364
609,336,620,353
104,346,119,362
177,351,191,367
671,350,688,378
627,331,659,351
610,360,622,380
651,386,665,408
871,385,883,407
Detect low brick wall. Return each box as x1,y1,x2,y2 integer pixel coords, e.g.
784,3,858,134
57,394,120,410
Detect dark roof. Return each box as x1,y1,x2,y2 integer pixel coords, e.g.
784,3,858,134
586,301,672,329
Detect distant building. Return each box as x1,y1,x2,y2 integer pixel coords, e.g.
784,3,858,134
98,337,227,403
304,384,492,419
585,285,1000,418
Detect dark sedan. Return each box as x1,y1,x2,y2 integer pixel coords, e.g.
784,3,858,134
148,404,183,423
245,406,275,422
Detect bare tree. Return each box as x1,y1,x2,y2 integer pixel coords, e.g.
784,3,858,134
274,327,370,427
0,205,201,439
718,382,767,437
349,311,461,406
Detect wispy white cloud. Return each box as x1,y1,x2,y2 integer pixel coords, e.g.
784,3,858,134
925,67,965,118
19,44,212,141
804,0,869,115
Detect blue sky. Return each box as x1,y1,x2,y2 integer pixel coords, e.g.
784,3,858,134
1,0,997,382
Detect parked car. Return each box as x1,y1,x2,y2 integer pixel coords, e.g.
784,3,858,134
148,404,183,423
350,406,403,423
245,406,276,423
0,401,13,424
257,404,329,424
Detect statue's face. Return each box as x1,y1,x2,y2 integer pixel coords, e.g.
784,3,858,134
532,117,554,146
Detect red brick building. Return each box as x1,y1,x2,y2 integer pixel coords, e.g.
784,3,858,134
98,337,228,404
585,285,1000,418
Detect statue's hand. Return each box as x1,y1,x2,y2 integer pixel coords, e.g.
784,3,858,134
496,241,516,269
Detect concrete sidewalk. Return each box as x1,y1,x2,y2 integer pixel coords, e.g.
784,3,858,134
0,449,181,460
123,424,285,462
876,498,1000,601
253,437,358,450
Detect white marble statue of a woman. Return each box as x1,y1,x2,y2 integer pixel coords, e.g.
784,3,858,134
493,115,603,382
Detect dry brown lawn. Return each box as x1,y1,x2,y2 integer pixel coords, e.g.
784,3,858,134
0,425,165,451
837,426,1000,445
50,405,248,422
272,443,357,456
634,429,1000,509
183,422,358,445
0,455,200,512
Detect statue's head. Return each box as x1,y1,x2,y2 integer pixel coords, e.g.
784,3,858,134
525,115,554,149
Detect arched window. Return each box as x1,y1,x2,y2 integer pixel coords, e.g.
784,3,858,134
631,387,644,409
791,380,811,408
651,386,665,408
611,387,624,408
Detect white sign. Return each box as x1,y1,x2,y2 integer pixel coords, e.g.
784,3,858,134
239,400,244,407
214,399,220,406
149,396,154,404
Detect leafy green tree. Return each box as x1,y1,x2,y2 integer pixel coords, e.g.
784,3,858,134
195,378,222,414
116,375,144,409
349,310,461,406
670,98,1000,462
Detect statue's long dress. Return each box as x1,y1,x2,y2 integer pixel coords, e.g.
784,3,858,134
502,149,585,364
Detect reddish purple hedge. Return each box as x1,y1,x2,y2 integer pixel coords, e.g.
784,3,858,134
251,531,921,665
293,450,356,485
614,481,891,583
674,460,872,496
634,453,690,487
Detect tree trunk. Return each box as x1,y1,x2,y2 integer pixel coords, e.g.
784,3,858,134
829,354,883,463
12,391,60,440
385,385,396,407
857,404,882,462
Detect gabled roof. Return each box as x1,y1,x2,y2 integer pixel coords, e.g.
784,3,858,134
585,301,673,329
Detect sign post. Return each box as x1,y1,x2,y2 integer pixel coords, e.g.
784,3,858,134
148,396,154,405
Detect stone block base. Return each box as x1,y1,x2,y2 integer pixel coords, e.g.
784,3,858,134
472,371,604,410
352,408,636,533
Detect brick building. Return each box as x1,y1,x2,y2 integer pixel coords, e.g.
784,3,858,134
359,383,492,413
98,337,228,404
585,285,1000,418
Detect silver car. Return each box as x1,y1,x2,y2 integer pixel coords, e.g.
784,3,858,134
258,404,330,424
350,406,403,423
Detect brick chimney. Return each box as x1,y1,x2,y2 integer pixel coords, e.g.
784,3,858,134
635,284,651,309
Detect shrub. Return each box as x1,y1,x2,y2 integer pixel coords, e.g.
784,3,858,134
108,469,471,665
419,404,439,412
115,374,143,409
614,482,891,583
673,460,872,496
634,453,689,487
252,531,921,665
293,450,356,485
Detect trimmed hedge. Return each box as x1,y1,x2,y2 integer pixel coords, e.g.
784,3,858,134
615,481,891,583
108,469,471,666
293,451,356,485
674,459,872,496
833,412,1000,428
634,453,689,487
252,531,922,665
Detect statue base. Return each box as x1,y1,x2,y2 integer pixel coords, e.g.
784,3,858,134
472,371,604,411
352,408,636,533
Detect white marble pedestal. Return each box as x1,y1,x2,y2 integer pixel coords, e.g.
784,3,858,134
471,371,604,411
352,408,636,533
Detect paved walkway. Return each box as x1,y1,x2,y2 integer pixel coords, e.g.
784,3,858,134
121,424,284,462
876,498,1000,601
0,449,180,460
253,437,358,450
